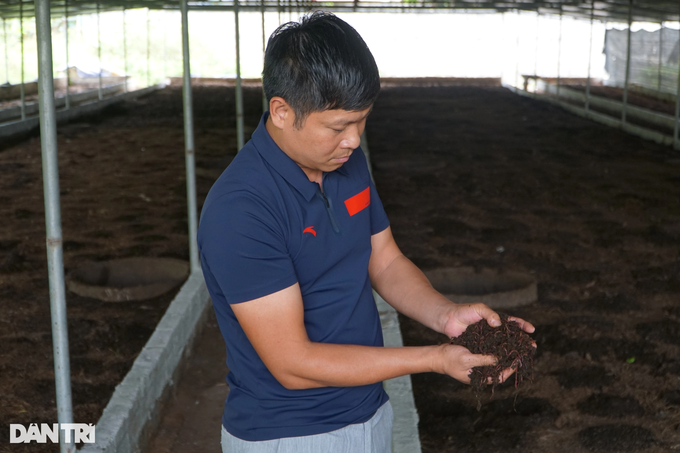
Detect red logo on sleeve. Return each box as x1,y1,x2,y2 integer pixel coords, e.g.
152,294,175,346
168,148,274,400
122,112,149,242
344,187,371,216
303,226,317,237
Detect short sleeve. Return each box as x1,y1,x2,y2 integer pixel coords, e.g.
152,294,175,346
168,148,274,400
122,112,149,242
198,191,298,304
367,168,390,236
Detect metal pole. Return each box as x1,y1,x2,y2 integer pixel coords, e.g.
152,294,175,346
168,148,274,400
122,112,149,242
180,0,200,272
500,13,505,84
262,0,268,113
97,2,103,101
123,8,128,92
514,11,520,89
585,1,595,112
34,0,75,452
163,10,167,82
674,23,680,150
622,0,633,125
3,19,8,84
235,0,245,150
657,22,663,91
534,12,539,78
20,2,26,120
146,8,151,87
64,0,70,109
556,9,563,100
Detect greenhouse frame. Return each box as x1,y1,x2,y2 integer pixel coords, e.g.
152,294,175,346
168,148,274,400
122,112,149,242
1,0,680,451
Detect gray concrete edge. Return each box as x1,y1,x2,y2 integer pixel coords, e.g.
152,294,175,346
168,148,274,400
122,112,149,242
508,85,678,150
80,271,211,453
362,131,422,453
538,80,679,130
629,84,678,104
0,84,162,140
375,291,423,453
0,84,125,123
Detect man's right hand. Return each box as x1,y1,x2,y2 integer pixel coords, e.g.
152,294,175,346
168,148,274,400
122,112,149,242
432,344,498,384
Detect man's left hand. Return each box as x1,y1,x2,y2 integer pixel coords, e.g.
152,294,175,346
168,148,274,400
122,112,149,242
442,302,535,339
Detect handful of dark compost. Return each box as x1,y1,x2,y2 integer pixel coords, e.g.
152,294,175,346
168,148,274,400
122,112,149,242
450,313,536,406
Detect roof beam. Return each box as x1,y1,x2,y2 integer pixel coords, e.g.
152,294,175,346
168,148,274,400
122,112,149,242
0,0,677,23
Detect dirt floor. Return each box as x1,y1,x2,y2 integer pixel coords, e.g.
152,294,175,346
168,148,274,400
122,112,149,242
0,84,258,452
369,85,680,452
1,82,680,452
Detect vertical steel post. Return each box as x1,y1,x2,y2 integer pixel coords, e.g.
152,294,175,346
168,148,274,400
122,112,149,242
146,8,151,86
622,0,633,125
97,2,103,101
500,13,505,84
514,11,520,89
235,0,245,150
585,1,595,112
64,0,70,109
674,24,680,150
262,0,268,113
180,0,200,272
20,2,26,120
34,0,75,452
123,8,128,92
556,9,563,100
163,10,167,82
534,12,539,80
657,22,663,91
3,19,9,84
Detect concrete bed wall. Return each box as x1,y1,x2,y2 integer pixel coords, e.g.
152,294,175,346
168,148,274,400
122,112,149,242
0,84,161,141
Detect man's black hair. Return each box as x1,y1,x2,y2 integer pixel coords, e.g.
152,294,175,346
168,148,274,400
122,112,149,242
263,12,380,128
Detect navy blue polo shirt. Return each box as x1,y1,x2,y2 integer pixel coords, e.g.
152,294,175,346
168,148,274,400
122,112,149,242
197,113,390,442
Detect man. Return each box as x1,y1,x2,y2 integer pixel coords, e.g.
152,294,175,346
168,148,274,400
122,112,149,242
197,12,534,452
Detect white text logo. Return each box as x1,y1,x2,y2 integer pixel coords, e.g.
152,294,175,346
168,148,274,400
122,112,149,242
9,424,95,444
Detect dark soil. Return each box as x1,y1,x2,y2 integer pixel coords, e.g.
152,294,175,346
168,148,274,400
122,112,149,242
450,314,536,406
0,84,260,453
369,84,680,452
2,82,680,453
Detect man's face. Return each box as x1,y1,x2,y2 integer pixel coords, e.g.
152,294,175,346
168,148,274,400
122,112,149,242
273,106,372,182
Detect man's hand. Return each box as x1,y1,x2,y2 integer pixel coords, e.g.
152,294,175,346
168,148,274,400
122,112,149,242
441,302,536,339
441,303,536,384
432,344,498,384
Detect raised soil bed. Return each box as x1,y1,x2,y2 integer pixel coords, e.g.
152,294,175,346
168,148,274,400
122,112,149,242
370,85,680,453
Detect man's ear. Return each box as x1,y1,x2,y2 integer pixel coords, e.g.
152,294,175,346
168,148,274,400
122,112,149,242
269,97,291,129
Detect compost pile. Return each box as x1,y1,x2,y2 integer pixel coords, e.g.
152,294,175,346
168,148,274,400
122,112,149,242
451,314,536,405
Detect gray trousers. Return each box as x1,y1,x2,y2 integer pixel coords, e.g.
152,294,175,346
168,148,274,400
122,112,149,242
220,401,393,453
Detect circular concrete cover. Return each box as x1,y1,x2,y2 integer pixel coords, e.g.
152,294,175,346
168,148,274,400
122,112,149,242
66,257,189,302
424,267,537,309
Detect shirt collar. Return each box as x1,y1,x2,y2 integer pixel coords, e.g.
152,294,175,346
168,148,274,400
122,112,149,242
251,113,349,202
